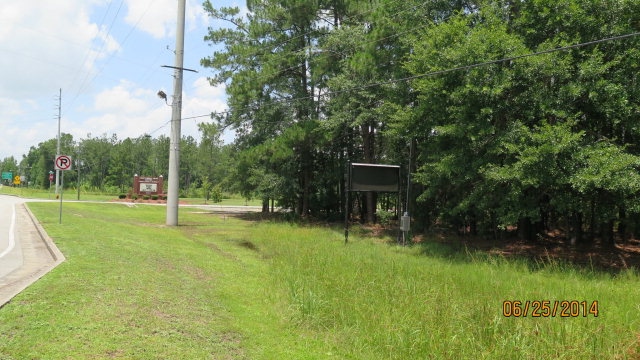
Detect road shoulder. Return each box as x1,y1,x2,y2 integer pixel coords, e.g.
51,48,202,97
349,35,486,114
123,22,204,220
0,203,65,308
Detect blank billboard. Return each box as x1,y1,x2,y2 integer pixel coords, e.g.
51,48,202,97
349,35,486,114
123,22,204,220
350,163,400,192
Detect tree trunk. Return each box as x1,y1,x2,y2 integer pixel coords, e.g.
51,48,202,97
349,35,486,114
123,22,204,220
361,122,376,223
618,206,627,243
602,219,615,246
569,212,583,245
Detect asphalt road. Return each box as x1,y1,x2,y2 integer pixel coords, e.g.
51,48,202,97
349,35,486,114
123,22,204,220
0,195,23,279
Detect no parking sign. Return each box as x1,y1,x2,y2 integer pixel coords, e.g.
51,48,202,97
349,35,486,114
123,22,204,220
54,155,72,171
54,155,72,224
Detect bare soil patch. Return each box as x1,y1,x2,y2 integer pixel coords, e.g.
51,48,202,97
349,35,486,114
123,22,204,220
421,233,640,271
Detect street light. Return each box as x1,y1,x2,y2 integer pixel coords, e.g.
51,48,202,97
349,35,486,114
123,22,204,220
157,90,168,104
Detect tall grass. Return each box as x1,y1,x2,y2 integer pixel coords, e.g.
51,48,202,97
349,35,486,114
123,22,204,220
0,202,638,359
253,225,640,359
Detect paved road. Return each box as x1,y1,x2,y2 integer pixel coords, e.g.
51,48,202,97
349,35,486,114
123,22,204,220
0,195,24,279
0,195,65,308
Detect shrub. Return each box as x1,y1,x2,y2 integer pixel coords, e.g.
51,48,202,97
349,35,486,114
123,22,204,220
142,195,150,200
210,185,223,203
118,194,127,199
151,195,159,200
377,210,395,227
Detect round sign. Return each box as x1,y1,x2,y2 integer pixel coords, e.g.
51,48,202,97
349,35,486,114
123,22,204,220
55,155,72,171
49,173,54,181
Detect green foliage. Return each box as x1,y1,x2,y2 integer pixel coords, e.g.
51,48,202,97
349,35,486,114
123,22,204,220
210,184,223,203
9,0,640,241
376,209,394,227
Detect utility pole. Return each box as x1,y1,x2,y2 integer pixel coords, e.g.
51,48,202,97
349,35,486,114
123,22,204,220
166,0,186,226
55,88,61,195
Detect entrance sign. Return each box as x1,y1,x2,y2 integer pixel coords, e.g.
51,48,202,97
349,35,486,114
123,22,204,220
55,155,72,171
133,175,164,196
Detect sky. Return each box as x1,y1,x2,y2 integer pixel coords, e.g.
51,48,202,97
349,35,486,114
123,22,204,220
0,0,241,161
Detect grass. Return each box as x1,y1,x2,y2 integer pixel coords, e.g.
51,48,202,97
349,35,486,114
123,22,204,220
0,202,639,358
0,185,261,206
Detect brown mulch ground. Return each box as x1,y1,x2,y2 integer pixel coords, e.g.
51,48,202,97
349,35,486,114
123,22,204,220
422,233,640,272
109,198,190,205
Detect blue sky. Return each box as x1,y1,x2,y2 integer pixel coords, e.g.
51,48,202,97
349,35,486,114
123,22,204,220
0,0,240,161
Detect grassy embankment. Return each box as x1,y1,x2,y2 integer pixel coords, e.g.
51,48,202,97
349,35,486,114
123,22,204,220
0,201,639,359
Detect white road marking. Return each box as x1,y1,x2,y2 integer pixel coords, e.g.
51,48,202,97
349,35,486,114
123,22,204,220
0,205,16,259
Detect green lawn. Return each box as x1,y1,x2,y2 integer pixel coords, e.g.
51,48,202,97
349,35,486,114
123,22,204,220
0,185,261,206
0,202,639,359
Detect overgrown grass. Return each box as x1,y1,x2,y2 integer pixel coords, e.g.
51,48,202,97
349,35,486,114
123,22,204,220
1,202,639,358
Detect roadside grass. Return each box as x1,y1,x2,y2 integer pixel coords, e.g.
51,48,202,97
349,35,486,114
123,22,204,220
0,186,114,201
179,196,261,206
0,202,639,358
0,186,261,206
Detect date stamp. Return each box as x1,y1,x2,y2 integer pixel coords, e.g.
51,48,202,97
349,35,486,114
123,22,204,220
502,300,599,317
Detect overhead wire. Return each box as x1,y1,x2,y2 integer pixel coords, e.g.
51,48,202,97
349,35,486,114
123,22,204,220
189,30,640,130
69,0,125,107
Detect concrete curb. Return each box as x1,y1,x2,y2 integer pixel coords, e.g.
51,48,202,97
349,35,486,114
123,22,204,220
0,203,65,309
23,204,65,263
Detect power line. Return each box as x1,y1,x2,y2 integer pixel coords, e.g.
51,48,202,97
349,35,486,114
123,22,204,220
197,31,640,129
373,31,640,86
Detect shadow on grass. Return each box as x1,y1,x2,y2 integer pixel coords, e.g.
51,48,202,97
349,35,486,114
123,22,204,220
412,234,640,276
188,210,640,275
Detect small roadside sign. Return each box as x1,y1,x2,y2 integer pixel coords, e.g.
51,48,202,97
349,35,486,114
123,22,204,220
55,155,72,171
13,175,20,185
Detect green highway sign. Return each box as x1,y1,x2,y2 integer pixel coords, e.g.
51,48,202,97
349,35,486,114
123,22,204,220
1,172,12,180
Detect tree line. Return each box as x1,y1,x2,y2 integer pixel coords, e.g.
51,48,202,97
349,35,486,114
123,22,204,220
1,123,231,201
3,0,640,245
200,0,640,244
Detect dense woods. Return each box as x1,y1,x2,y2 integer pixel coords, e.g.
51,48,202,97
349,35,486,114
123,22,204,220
3,0,640,244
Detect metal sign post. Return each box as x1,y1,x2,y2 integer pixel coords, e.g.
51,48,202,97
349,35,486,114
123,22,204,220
54,155,72,224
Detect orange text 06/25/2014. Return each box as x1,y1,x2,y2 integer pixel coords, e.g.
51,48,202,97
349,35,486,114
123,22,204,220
502,300,599,318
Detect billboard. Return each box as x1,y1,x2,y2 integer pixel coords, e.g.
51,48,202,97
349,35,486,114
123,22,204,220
350,163,400,192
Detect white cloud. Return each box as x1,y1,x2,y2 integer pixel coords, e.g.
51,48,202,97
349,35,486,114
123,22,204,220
124,0,207,39
0,1,233,161
180,77,227,139
69,78,226,143
72,80,169,140
0,1,117,99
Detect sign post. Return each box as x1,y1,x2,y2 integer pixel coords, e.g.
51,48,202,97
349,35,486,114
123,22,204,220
49,171,54,198
54,155,72,224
